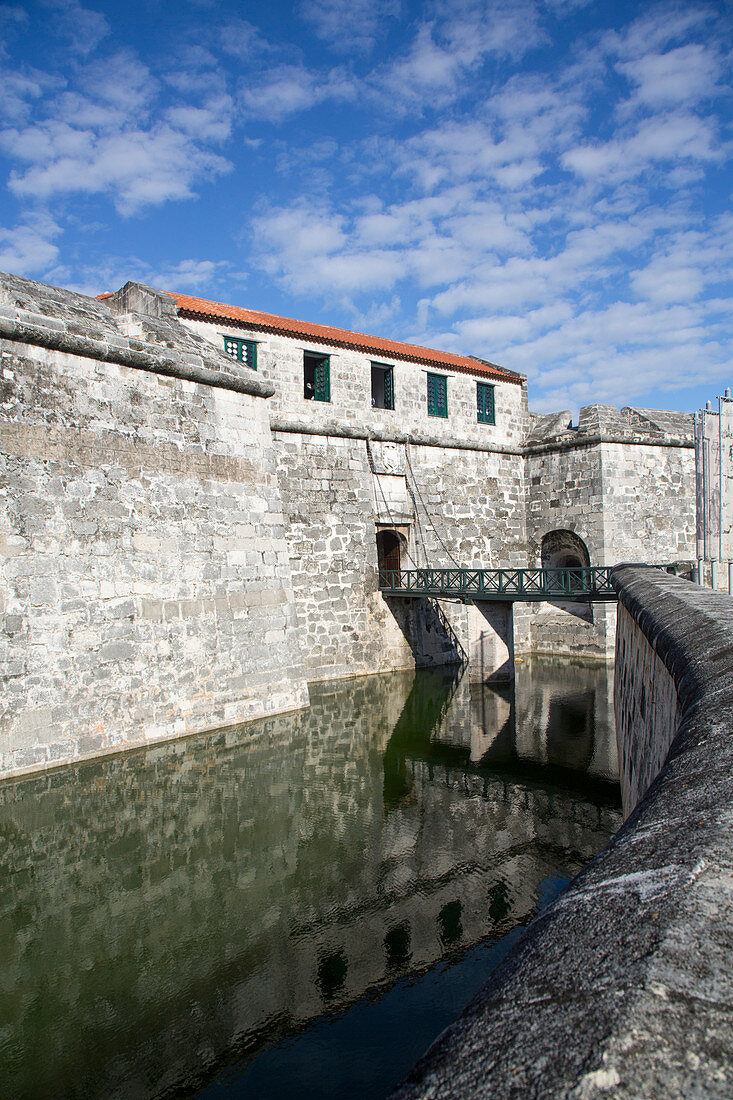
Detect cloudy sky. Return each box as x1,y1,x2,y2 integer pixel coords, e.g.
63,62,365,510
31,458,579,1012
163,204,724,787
1,0,731,413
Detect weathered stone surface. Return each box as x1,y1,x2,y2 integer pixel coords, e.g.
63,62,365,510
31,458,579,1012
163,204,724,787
391,567,733,1099
0,277,307,777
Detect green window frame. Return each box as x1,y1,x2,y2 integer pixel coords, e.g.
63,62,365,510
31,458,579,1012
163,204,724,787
371,362,395,410
304,351,331,402
477,382,495,425
222,335,257,369
427,372,448,418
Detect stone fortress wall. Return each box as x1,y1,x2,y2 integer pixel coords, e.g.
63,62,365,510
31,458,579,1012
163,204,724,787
0,271,696,778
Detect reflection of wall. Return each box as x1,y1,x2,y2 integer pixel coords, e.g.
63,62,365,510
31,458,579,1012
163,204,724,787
512,655,618,781
0,669,620,1099
431,656,618,783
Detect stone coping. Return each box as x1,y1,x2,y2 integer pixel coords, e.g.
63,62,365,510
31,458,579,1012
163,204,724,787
0,270,274,399
391,565,733,1099
269,416,524,456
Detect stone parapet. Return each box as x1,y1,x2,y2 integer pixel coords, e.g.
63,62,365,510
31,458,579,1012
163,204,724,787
392,565,733,1099
0,272,273,398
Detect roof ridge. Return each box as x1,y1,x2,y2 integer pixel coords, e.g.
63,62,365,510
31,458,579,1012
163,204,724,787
162,290,523,385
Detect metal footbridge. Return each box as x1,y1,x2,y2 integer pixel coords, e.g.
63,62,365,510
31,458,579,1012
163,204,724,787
378,566,617,602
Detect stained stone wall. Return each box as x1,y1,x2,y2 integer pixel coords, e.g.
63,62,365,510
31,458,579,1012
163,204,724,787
601,441,695,564
181,317,529,451
0,271,700,779
520,408,695,658
272,430,527,683
521,439,610,656
0,275,309,779
614,601,679,815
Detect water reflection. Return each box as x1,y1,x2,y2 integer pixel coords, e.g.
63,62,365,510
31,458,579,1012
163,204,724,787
0,658,621,1099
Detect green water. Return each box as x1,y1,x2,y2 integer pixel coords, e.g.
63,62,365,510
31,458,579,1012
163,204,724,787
0,658,621,1099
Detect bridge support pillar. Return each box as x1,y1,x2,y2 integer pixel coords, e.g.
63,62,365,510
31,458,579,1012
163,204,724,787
468,601,515,683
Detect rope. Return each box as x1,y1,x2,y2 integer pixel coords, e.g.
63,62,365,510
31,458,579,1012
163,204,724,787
404,444,462,568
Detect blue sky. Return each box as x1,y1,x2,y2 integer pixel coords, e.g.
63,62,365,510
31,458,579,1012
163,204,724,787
0,0,731,414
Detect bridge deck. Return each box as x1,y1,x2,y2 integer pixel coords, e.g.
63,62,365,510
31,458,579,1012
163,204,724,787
378,566,618,602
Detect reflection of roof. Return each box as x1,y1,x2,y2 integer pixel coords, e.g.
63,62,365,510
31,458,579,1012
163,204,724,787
161,291,523,384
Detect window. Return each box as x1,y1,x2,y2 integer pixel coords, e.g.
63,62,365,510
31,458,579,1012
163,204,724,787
222,335,257,369
303,351,330,402
371,363,394,410
427,372,448,418
477,382,495,424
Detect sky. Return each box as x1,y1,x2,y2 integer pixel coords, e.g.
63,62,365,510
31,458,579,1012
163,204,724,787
0,0,731,415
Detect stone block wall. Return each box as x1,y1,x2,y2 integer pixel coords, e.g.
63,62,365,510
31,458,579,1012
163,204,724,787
522,441,610,655
273,430,527,684
600,441,695,564
520,435,695,658
181,318,529,451
614,600,679,814
0,332,309,778
0,272,702,779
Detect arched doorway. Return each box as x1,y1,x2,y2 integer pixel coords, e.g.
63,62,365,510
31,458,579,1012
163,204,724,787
541,530,591,592
377,529,402,583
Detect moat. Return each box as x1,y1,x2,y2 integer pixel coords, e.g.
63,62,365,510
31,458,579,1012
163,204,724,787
0,657,622,1099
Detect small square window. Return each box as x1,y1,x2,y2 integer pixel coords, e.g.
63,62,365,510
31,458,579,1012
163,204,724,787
477,382,495,424
304,351,330,401
427,372,448,418
222,335,257,369
371,363,395,410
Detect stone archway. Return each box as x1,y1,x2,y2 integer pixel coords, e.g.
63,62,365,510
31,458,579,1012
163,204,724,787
540,529,591,571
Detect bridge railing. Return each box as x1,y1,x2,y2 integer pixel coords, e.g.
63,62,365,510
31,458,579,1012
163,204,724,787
378,566,617,601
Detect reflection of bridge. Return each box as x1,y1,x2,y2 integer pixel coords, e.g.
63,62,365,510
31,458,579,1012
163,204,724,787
379,567,618,601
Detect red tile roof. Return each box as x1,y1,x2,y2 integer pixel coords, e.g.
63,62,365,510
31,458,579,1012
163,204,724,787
165,291,523,384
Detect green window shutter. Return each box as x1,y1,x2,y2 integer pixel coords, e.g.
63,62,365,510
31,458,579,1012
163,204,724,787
222,336,257,369
384,367,394,410
314,357,330,402
477,382,495,424
427,373,447,417
244,340,257,370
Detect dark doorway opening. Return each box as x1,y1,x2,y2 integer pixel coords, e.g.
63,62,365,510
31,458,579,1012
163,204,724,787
377,529,401,584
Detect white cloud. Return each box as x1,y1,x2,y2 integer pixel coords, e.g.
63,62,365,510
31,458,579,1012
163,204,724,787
166,96,233,141
299,0,400,52
0,52,234,215
45,0,110,56
0,71,48,125
3,120,231,215
370,1,545,111
51,255,232,298
241,64,355,121
562,112,720,182
0,213,61,275
601,6,713,63
617,43,722,110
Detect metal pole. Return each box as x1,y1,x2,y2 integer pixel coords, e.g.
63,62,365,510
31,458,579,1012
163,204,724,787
719,395,724,566
703,432,710,578
712,559,719,591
